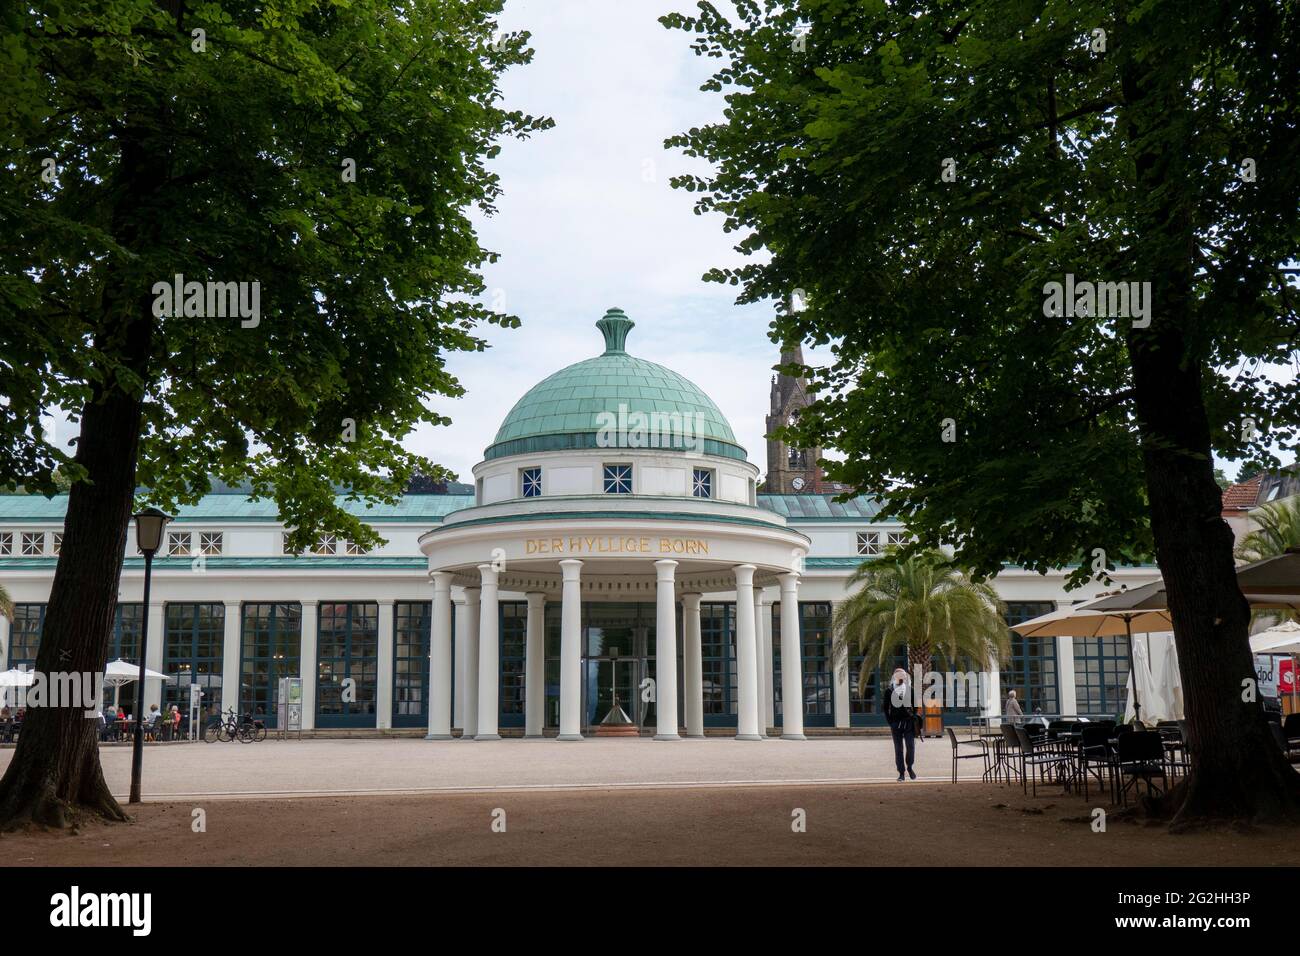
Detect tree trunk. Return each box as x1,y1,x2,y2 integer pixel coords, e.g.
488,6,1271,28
1128,339,1300,829
1121,40,1300,828
0,105,160,830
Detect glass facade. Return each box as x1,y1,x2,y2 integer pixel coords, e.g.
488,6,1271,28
163,603,224,720
773,602,834,726
500,602,527,724
1002,602,1059,714
847,647,909,721
9,604,44,670
1074,635,1131,718
240,603,301,726
393,601,431,728
700,602,738,723
102,604,144,711
316,602,379,727
109,604,143,663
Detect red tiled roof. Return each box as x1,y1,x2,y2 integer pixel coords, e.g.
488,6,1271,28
1222,474,1262,513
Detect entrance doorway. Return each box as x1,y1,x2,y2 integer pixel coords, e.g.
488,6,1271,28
580,603,665,733
586,656,640,732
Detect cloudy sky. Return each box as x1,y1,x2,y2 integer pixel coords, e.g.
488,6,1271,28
412,0,799,482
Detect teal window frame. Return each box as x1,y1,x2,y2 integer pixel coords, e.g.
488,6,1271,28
393,601,431,728
163,603,224,720
700,602,738,724
499,602,526,725
9,604,44,670
1003,602,1059,714
773,602,834,727
240,603,301,727
1074,635,1130,719
316,601,379,728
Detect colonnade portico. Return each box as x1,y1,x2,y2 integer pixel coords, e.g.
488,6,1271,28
418,516,813,741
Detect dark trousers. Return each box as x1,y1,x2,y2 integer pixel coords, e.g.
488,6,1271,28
890,721,915,774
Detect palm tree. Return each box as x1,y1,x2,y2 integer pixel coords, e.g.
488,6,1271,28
1235,496,1300,623
833,548,1010,716
1236,496,1300,563
0,584,12,622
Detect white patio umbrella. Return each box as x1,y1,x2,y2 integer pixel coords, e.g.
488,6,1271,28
1249,620,1300,656
1123,632,1183,723
102,659,169,711
103,659,168,684
1013,590,1172,722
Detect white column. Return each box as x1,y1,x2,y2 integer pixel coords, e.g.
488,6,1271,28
376,600,395,730
753,588,769,736
761,592,776,732
653,559,680,740
682,593,704,738
779,573,806,739
427,572,454,739
460,588,480,738
558,559,583,740
832,601,851,730
524,592,546,737
143,602,165,712
1057,635,1077,716
220,600,241,717
452,593,467,731
734,564,761,740
300,600,318,731
475,565,501,739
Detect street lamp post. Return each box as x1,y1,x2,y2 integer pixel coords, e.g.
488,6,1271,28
129,507,171,804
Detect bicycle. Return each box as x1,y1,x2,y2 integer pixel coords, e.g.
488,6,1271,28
204,708,266,743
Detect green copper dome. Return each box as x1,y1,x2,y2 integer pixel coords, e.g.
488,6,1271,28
486,308,746,461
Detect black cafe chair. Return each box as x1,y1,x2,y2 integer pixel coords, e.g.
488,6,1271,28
998,724,1023,786
1116,731,1168,805
1014,725,1071,797
1078,725,1116,802
946,727,988,783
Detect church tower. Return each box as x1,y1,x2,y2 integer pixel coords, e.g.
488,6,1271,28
764,345,825,493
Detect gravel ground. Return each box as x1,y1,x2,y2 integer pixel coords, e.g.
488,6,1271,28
7,782,1296,867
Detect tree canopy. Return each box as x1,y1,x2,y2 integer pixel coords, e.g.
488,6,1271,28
1,0,550,549
665,0,1300,825
663,0,1298,587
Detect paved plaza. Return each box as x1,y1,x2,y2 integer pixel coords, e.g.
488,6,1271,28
0,736,973,801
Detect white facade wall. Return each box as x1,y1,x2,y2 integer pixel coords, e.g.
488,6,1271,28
0,495,1160,731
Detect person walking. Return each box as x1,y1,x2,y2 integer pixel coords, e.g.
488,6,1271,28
882,667,920,781
1004,689,1024,721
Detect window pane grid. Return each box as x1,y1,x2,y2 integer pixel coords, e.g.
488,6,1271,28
163,603,224,719
394,601,431,721
240,603,301,726
316,602,378,724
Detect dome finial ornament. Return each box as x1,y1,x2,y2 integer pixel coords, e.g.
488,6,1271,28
596,308,634,355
